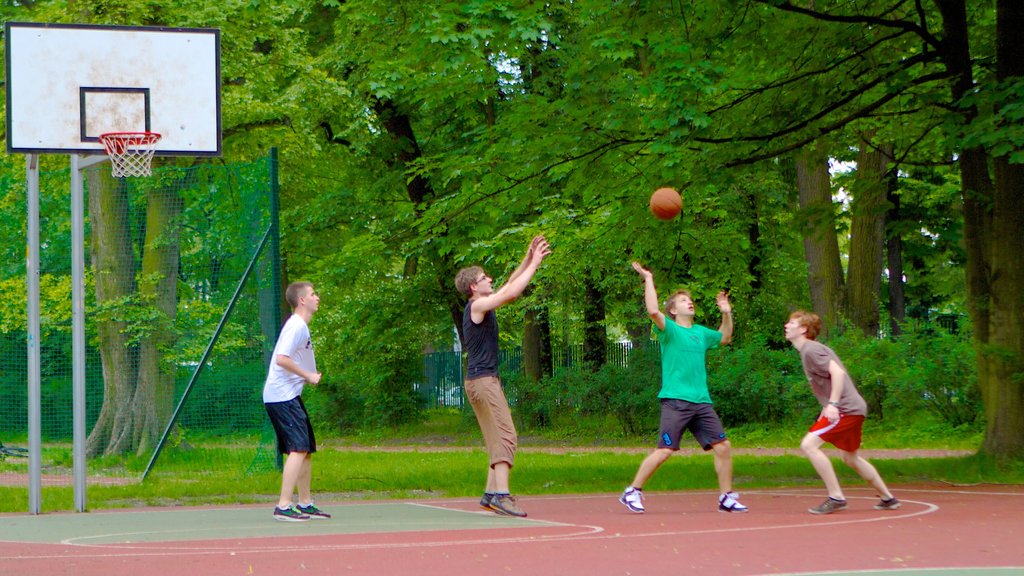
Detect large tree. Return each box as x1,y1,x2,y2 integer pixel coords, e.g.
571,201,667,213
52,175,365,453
734,0,1023,458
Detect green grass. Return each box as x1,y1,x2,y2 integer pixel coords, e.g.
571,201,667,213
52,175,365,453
334,408,986,450
0,412,1016,514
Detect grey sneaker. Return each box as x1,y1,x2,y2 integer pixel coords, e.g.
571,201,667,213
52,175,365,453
296,503,331,519
489,494,527,517
874,497,901,510
273,505,310,522
809,497,848,515
718,491,749,513
480,493,494,510
619,487,645,513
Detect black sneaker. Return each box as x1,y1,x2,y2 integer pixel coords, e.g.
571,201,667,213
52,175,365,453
489,494,527,517
480,493,494,510
874,497,901,510
297,503,332,519
809,497,847,515
273,505,310,522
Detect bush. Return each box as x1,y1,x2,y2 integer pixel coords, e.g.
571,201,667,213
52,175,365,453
825,329,903,419
597,346,661,435
510,345,662,436
890,329,980,426
821,325,980,427
708,337,811,426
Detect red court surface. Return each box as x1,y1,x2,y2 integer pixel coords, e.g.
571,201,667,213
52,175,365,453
0,484,1021,576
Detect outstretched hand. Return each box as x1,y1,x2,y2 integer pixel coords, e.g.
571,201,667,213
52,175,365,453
716,291,732,314
632,261,653,280
529,235,552,264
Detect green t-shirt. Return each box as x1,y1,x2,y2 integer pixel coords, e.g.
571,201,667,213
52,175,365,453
654,318,722,403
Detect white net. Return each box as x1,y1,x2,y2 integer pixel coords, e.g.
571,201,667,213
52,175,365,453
99,132,161,177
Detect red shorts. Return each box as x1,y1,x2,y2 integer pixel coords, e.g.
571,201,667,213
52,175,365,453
808,414,865,452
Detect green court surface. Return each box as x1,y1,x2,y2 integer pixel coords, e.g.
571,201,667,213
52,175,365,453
0,502,546,545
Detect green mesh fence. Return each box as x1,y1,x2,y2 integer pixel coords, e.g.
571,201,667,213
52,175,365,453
0,151,281,510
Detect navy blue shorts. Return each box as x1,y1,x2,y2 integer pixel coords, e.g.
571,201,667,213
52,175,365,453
656,398,727,451
265,396,317,455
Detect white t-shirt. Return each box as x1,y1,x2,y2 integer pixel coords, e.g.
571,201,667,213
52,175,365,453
262,314,316,403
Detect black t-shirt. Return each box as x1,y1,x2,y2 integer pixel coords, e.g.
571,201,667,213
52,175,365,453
463,302,499,379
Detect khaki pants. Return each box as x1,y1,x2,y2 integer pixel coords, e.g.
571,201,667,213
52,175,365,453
464,376,517,468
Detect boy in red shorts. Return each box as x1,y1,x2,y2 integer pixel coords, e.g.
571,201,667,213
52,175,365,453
784,310,900,514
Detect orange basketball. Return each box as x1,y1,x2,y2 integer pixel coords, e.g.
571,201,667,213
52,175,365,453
649,187,682,220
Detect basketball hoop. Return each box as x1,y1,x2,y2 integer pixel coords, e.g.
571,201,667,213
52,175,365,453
98,132,162,177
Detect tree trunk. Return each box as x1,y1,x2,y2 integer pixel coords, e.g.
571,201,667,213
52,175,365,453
521,304,552,428
522,304,552,382
979,0,1024,458
582,277,607,369
132,188,183,456
845,136,892,336
885,171,906,336
746,187,763,291
936,0,1024,459
795,145,844,333
85,174,139,457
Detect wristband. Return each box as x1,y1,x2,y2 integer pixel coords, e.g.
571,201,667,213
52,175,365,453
828,401,840,407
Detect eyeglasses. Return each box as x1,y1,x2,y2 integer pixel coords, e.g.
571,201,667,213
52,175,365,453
475,274,491,284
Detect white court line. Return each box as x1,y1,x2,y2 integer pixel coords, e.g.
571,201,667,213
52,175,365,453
404,500,589,530
750,567,1024,576
3,486,1015,559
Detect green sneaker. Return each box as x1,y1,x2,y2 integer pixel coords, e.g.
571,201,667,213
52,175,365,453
296,503,332,519
273,505,310,522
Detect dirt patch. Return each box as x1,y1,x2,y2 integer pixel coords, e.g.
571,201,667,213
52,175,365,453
0,473,136,487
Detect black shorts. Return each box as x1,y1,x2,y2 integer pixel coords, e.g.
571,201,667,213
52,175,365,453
265,396,317,455
656,398,727,451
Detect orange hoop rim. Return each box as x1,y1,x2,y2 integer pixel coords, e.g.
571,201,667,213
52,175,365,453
98,131,162,147
97,132,162,177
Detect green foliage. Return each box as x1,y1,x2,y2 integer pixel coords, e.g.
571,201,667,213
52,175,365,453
960,77,1024,163
507,323,982,436
708,338,811,427
822,324,981,427
314,272,438,431
1,0,1014,463
510,345,662,436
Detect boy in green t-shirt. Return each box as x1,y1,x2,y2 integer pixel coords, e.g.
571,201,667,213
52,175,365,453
619,262,748,514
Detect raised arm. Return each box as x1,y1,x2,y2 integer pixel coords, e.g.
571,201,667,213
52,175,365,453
506,235,543,285
716,291,733,345
632,262,666,331
471,236,551,321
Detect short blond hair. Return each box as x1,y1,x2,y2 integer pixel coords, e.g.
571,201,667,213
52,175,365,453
664,290,692,320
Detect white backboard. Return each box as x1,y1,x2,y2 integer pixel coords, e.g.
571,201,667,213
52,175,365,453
5,22,221,156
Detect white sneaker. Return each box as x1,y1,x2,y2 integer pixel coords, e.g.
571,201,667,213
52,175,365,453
718,491,749,513
619,487,645,513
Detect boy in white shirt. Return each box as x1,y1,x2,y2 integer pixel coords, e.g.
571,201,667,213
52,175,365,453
263,281,329,521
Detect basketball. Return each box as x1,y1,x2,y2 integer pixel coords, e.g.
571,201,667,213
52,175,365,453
649,187,682,220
